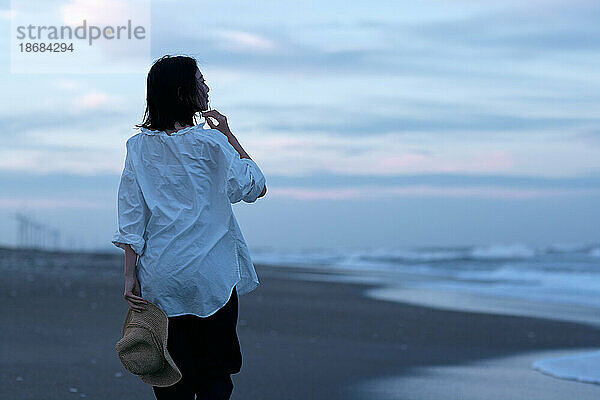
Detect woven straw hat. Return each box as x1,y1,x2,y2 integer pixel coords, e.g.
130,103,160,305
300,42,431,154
115,300,182,387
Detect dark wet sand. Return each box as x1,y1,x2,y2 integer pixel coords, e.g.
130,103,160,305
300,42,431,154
1,250,600,399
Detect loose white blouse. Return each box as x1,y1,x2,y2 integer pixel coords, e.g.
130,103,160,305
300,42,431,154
111,121,266,317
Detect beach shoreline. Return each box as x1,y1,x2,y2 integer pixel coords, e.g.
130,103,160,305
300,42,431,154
1,251,600,399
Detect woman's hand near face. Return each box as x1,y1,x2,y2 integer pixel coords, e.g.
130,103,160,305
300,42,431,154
201,109,233,137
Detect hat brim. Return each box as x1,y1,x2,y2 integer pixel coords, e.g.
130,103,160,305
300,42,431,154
140,348,182,387
123,302,183,387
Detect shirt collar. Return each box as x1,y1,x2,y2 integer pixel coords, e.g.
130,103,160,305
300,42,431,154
141,121,206,136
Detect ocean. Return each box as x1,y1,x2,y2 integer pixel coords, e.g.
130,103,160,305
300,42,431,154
251,242,600,385
251,242,600,310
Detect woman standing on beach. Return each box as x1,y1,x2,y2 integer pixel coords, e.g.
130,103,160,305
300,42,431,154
111,55,267,400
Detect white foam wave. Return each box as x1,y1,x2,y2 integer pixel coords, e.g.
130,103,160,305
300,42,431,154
469,243,537,259
533,350,600,385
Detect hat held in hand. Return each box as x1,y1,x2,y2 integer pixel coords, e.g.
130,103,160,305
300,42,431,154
115,300,182,387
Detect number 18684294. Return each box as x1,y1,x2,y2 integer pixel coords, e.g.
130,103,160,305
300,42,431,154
19,42,74,52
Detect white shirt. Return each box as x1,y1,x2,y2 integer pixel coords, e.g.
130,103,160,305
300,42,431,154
111,121,266,317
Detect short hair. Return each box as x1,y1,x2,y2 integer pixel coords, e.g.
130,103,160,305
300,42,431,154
136,54,204,131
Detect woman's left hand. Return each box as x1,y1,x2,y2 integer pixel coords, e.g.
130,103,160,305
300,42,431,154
124,275,149,312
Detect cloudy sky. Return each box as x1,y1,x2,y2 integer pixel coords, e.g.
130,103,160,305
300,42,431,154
1,0,599,252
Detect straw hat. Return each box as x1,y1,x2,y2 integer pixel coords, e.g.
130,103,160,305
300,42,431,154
115,300,182,387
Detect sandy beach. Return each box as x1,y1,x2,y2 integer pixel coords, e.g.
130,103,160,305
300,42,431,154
1,248,600,399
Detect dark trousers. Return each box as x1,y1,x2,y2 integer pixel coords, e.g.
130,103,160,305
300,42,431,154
152,374,233,400
152,286,241,400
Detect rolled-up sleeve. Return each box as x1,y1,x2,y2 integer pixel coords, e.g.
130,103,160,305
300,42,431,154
227,156,266,204
111,142,149,255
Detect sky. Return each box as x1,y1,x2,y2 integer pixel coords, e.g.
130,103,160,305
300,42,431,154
1,0,599,252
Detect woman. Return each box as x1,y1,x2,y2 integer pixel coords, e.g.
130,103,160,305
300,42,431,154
111,54,267,400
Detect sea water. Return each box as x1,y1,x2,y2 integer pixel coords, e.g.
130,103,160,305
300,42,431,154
250,241,600,385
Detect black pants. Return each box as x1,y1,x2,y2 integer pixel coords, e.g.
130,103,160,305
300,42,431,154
152,286,242,400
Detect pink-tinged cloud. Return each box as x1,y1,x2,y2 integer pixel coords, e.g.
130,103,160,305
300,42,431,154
250,134,521,176
75,91,112,109
376,153,429,169
213,30,277,52
269,185,600,200
474,150,514,170
53,79,86,91
255,136,308,150
0,149,120,174
426,150,515,174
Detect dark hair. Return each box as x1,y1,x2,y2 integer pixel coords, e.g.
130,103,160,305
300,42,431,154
136,55,204,131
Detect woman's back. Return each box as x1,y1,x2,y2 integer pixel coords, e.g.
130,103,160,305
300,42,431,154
112,121,266,318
